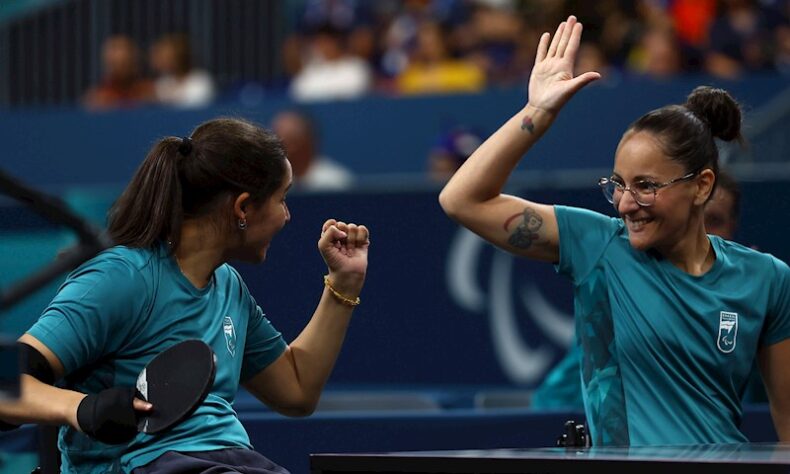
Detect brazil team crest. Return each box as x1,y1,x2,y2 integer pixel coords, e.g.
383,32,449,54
223,316,237,357
717,311,738,353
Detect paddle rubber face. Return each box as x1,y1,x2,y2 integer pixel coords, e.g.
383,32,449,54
136,339,216,434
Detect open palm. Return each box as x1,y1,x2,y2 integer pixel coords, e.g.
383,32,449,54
528,16,600,113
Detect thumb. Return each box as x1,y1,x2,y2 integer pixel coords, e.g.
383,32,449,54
568,71,601,94
133,398,153,412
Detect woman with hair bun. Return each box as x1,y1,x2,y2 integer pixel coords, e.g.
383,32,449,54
440,15,790,446
1,117,369,473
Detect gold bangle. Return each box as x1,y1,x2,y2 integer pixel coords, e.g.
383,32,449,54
324,275,361,307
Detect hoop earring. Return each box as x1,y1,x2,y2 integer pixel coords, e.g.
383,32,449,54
238,218,247,230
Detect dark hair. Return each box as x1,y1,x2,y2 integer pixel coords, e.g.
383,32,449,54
108,117,287,251
715,169,741,222
627,86,743,197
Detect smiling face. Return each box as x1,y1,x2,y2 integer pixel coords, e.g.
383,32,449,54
230,160,293,263
612,131,704,253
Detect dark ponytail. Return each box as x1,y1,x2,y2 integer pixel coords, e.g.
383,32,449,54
108,138,184,250
626,86,743,194
108,117,287,251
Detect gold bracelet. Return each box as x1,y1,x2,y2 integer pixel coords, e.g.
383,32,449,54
324,275,361,307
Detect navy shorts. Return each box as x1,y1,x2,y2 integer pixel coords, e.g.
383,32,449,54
132,448,290,474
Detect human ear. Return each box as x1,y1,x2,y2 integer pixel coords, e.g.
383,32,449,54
233,192,251,220
695,169,716,206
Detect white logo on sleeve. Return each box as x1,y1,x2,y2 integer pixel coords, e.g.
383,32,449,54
223,316,237,357
717,311,738,354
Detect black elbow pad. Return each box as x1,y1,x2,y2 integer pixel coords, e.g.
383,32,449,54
19,343,55,385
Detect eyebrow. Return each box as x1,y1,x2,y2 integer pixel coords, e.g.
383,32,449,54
611,172,659,182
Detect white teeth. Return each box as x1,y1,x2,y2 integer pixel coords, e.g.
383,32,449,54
626,216,652,231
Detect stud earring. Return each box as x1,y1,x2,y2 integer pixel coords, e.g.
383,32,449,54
238,218,247,230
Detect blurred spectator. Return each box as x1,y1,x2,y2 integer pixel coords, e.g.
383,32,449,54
282,1,382,81
575,41,616,81
705,170,741,241
396,21,485,95
628,25,683,78
594,1,644,69
272,109,354,191
705,0,786,78
149,33,215,108
289,24,373,102
669,0,718,47
83,35,154,111
379,0,469,80
463,2,534,86
427,126,484,182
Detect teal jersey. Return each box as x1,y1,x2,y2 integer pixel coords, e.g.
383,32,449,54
27,245,287,473
554,206,790,446
530,345,584,410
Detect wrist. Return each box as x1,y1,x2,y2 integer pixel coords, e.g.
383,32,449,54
325,272,365,296
324,274,364,306
65,392,87,430
517,104,556,136
523,103,557,120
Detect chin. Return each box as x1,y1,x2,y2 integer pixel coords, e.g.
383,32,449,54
256,244,270,262
628,235,653,252
234,245,269,264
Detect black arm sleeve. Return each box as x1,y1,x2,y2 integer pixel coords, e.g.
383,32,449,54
19,342,55,385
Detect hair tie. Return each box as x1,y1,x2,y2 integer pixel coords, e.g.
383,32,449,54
178,136,193,156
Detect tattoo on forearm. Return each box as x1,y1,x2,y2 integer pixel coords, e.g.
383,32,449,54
521,115,535,133
504,208,543,249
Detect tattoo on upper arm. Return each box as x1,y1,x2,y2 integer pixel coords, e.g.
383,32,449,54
521,115,535,133
504,208,543,249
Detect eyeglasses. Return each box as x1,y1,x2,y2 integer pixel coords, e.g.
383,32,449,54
598,170,699,207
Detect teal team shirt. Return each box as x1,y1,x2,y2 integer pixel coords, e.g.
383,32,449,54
27,245,287,473
554,205,790,446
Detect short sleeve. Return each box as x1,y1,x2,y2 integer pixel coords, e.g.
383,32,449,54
26,255,149,376
761,257,790,347
240,301,287,383
554,205,621,283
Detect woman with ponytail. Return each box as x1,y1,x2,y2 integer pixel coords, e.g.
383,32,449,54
4,117,369,473
440,15,790,446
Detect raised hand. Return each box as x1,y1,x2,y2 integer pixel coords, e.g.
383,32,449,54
318,219,369,278
528,15,600,113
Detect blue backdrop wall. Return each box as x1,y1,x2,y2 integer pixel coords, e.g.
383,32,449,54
0,75,786,188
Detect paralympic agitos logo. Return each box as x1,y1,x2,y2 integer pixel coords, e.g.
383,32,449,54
445,228,574,384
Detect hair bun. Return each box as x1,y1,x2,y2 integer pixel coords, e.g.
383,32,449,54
685,86,742,142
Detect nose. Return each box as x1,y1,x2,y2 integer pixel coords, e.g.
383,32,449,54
616,188,641,215
284,203,291,222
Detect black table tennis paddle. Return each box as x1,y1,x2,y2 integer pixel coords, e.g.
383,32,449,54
135,339,216,434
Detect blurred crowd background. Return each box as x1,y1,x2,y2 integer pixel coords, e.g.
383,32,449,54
1,0,788,110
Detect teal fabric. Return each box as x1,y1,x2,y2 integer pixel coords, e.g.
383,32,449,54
554,205,790,446
530,345,584,410
27,244,287,473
